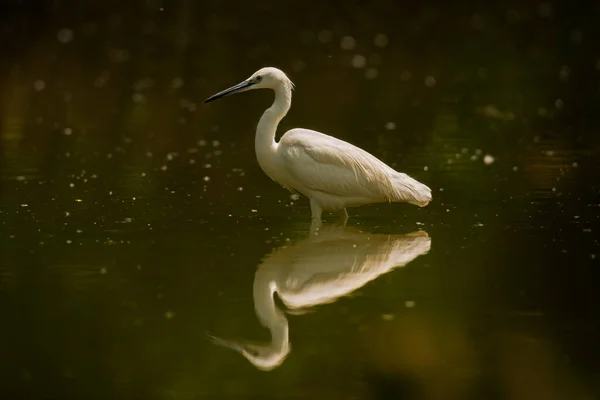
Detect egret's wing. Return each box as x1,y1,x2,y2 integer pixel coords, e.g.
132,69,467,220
269,229,431,309
280,129,397,199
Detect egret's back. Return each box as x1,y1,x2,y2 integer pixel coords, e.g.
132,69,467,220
279,129,431,209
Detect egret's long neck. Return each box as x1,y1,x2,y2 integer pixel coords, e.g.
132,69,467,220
255,85,291,162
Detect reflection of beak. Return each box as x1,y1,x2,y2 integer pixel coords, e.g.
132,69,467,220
205,332,245,353
204,80,254,103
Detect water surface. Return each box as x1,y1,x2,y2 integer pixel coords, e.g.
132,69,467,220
1,1,599,399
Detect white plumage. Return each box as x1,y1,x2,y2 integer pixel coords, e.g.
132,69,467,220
204,67,432,223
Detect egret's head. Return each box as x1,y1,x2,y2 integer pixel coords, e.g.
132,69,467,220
204,67,294,103
248,67,294,90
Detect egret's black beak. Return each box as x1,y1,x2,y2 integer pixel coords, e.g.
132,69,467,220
204,80,254,103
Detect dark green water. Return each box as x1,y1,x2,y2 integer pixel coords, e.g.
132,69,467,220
1,1,600,399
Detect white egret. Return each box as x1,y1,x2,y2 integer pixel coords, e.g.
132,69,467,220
204,67,432,223
207,226,431,371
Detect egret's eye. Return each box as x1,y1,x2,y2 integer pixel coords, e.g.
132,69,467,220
255,76,262,82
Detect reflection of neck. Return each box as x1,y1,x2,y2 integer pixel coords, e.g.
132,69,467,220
253,267,289,357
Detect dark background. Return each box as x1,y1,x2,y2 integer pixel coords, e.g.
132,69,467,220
1,0,599,399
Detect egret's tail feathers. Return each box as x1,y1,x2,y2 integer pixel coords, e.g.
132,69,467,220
391,173,432,206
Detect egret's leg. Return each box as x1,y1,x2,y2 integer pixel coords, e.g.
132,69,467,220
309,199,323,236
309,199,322,222
339,208,349,225
310,219,322,236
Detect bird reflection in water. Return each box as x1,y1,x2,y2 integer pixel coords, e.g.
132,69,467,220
208,225,431,371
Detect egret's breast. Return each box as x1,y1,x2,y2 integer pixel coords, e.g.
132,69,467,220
256,151,297,192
